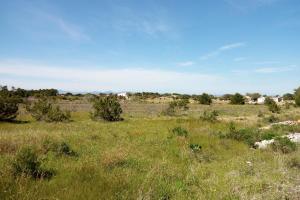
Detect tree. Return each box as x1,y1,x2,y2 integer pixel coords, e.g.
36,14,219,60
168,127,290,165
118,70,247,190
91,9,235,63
230,93,245,105
91,95,123,121
0,86,20,121
295,87,300,107
220,94,232,101
264,97,280,113
196,93,212,105
246,93,261,101
283,93,294,101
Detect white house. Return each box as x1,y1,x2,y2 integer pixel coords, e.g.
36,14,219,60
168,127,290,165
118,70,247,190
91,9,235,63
257,96,265,104
117,92,128,99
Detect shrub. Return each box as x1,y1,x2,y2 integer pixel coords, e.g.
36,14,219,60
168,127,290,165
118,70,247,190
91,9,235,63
26,98,70,122
287,157,300,169
42,139,77,156
225,123,260,146
172,127,188,137
263,115,279,123
271,137,297,153
0,87,21,121
196,93,212,105
264,97,280,113
283,93,294,101
200,110,218,122
230,93,245,105
163,99,189,116
12,147,53,179
91,95,123,121
189,144,202,152
295,86,300,106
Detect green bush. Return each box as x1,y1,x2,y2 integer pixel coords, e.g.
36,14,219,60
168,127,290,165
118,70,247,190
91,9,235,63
230,93,245,105
225,123,260,146
189,144,202,152
26,98,70,122
0,87,21,121
172,127,188,137
163,99,189,116
271,137,297,153
12,147,53,179
196,93,212,105
200,110,219,122
42,139,77,156
295,86,300,106
263,115,279,123
91,95,123,121
264,97,280,113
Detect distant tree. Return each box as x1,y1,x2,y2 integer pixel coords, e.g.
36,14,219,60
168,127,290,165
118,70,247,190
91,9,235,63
295,87,300,106
0,86,20,121
265,97,280,113
91,95,123,121
246,93,261,101
220,94,233,101
282,93,294,101
196,93,212,105
230,93,245,105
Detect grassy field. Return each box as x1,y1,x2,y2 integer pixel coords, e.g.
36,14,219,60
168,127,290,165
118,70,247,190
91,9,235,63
1,101,300,199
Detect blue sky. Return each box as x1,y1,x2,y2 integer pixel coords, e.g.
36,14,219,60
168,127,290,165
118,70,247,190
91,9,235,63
0,0,299,94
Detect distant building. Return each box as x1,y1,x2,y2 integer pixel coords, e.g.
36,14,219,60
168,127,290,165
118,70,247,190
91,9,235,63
257,97,266,104
117,92,128,99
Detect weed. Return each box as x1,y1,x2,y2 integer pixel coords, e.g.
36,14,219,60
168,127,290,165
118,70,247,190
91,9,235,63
172,127,188,137
271,137,297,153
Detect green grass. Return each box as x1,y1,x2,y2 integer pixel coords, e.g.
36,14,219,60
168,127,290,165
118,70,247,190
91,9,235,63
0,102,300,199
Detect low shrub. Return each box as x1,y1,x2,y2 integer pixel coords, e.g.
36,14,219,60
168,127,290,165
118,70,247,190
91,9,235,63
91,95,123,121
225,123,261,146
163,99,189,116
42,139,77,156
189,144,202,152
12,147,53,179
26,98,70,122
271,137,297,153
265,97,280,113
196,93,212,105
263,115,279,123
0,96,19,121
200,110,219,122
287,157,300,169
230,93,245,105
172,127,188,137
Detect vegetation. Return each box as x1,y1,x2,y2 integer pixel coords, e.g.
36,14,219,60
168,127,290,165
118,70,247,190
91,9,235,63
230,93,245,104
295,86,300,106
264,97,280,113
26,98,71,122
283,93,294,100
246,93,261,101
163,99,189,115
200,110,219,122
172,126,188,137
91,95,123,121
271,137,297,154
195,93,212,105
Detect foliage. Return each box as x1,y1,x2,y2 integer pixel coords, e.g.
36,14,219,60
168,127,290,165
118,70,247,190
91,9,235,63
0,87,21,121
200,110,219,122
264,97,280,113
295,86,300,106
163,99,189,115
225,123,260,146
42,139,77,156
189,144,202,152
246,93,261,101
287,156,300,169
283,93,294,101
172,127,188,137
263,115,279,123
26,98,71,122
196,93,213,105
91,95,123,121
12,147,53,179
271,137,297,154
230,93,245,105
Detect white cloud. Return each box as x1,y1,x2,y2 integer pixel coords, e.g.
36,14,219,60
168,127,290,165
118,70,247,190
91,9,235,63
200,42,245,60
0,59,219,93
177,61,195,67
254,66,294,73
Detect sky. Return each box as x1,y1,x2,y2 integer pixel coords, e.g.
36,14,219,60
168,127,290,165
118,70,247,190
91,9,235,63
0,0,299,95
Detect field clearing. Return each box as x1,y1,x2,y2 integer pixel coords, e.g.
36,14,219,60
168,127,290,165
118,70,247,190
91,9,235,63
1,101,300,199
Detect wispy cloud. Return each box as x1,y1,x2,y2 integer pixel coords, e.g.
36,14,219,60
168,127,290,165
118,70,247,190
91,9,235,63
0,59,219,93
224,0,280,12
200,42,245,60
254,66,295,73
177,61,195,67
